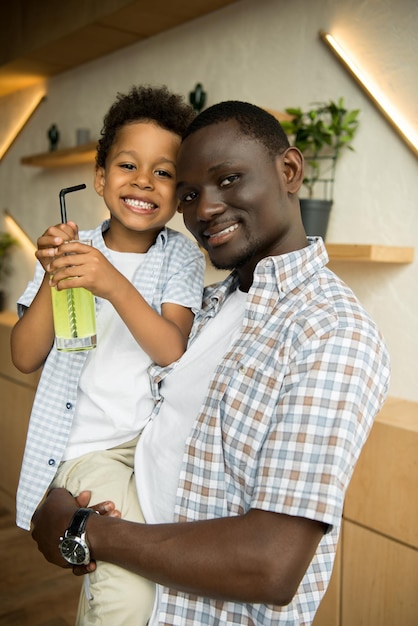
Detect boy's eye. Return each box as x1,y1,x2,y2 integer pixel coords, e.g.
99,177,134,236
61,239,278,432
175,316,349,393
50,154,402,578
220,174,239,187
120,163,136,171
155,169,173,178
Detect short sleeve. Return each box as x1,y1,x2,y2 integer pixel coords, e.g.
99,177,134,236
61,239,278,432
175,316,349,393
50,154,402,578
251,324,390,528
17,260,45,317
161,236,205,313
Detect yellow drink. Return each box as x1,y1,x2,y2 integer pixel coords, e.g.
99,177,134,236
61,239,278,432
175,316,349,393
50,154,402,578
51,286,96,351
50,239,96,351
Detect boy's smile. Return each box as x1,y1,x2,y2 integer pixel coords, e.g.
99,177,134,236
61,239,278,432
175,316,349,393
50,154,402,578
95,121,181,251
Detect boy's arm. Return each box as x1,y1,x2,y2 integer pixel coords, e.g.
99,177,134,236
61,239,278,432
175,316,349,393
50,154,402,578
11,274,56,372
11,222,78,373
49,240,195,366
109,284,194,366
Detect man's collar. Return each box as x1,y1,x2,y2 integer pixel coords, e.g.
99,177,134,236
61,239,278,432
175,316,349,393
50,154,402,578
203,238,328,307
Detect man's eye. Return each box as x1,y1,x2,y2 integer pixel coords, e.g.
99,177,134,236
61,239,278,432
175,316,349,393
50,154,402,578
180,191,198,203
220,174,239,187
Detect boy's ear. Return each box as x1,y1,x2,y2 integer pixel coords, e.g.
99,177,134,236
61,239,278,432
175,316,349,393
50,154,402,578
277,147,304,194
94,166,106,196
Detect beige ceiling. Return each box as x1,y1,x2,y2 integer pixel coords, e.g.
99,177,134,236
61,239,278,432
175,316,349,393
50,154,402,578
0,0,238,98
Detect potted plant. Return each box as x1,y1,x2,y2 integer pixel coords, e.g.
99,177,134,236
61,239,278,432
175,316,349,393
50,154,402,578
0,232,18,311
280,98,360,239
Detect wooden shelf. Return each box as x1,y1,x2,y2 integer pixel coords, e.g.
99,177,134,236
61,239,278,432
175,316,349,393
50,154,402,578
264,108,295,122
375,396,418,431
326,243,414,264
21,141,97,167
17,142,417,269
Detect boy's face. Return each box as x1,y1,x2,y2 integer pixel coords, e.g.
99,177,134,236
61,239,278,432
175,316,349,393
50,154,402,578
95,121,181,240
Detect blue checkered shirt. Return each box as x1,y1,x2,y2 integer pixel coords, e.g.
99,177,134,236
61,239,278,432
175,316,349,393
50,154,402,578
149,238,390,625
16,221,205,530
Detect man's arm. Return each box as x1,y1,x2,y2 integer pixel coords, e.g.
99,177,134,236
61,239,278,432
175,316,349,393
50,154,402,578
32,488,326,606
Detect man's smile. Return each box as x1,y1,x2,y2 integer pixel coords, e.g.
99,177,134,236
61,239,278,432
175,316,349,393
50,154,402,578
203,222,240,245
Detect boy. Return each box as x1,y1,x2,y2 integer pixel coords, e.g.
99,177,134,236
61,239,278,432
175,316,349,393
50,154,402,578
11,85,204,625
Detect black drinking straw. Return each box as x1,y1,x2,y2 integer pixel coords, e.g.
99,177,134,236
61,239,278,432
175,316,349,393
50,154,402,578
59,184,86,222
57,184,86,340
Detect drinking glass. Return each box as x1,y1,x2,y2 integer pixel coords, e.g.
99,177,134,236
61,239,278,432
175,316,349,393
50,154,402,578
51,239,97,351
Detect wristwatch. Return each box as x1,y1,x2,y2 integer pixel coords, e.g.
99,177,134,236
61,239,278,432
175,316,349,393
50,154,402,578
59,508,97,565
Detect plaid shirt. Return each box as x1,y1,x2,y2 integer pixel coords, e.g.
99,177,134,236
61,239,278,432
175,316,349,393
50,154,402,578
149,238,390,625
16,221,204,530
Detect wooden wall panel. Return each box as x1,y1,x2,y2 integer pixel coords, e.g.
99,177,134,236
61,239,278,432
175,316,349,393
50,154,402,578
0,312,38,512
0,378,33,510
342,521,418,626
345,397,418,549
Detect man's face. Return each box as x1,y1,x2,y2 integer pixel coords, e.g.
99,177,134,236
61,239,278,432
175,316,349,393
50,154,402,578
176,120,294,282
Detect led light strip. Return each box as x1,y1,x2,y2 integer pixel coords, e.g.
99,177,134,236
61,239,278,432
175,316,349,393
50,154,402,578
0,93,46,161
4,209,36,254
320,31,418,158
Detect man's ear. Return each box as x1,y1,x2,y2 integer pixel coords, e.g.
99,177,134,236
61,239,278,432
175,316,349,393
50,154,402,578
94,166,106,197
278,147,304,194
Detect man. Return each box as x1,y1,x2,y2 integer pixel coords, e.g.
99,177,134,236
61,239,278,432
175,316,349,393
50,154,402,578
32,101,390,625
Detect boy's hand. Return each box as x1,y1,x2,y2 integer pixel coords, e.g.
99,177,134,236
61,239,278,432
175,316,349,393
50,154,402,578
36,221,78,272
48,243,126,301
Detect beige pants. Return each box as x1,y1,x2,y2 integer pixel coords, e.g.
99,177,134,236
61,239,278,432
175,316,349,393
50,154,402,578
51,437,155,626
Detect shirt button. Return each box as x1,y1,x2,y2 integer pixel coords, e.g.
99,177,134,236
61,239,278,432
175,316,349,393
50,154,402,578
239,365,247,375
48,459,56,466
66,402,72,409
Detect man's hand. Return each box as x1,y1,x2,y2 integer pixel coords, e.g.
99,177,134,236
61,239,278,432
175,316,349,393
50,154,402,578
72,491,121,576
32,488,80,568
31,488,119,573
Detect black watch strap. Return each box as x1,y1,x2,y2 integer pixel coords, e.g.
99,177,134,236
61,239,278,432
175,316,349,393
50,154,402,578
67,507,96,536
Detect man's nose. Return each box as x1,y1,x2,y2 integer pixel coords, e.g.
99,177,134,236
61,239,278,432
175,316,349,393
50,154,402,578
196,189,224,221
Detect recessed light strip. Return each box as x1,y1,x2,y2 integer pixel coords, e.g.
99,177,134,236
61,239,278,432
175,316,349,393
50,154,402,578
319,31,418,158
0,94,46,161
4,209,37,254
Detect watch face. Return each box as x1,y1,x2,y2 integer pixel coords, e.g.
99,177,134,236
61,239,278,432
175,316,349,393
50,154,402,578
59,536,89,565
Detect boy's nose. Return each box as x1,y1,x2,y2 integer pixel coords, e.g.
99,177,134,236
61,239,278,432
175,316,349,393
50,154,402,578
132,170,153,189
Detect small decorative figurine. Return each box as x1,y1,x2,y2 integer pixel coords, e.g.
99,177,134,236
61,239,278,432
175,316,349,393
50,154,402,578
189,83,207,113
47,124,60,151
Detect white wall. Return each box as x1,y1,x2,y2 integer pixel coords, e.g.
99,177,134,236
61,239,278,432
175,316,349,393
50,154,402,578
1,0,417,401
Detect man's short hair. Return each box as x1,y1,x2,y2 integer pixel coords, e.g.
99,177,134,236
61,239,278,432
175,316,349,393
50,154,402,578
182,101,290,159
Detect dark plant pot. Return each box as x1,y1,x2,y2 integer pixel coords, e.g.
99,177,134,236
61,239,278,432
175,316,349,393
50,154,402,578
300,199,333,240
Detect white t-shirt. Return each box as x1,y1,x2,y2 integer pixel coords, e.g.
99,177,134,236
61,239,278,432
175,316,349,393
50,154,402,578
63,250,153,460
135,287,247,524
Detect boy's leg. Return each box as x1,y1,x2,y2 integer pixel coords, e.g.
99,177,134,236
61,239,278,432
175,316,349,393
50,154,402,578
51,439,155,626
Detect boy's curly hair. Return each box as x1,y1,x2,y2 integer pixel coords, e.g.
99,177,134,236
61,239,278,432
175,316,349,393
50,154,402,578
96,85,195,168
